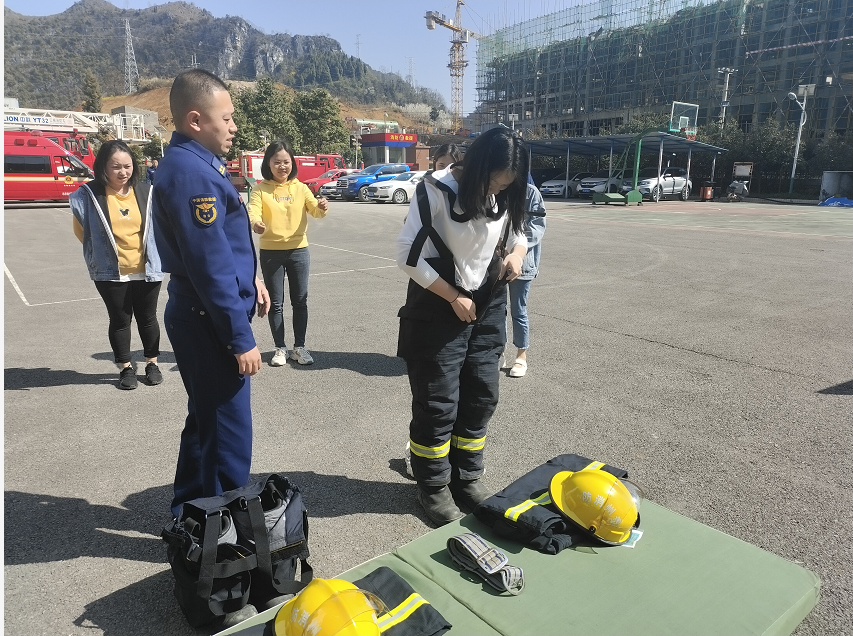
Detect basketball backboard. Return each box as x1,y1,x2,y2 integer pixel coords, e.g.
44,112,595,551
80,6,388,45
670,102,699,135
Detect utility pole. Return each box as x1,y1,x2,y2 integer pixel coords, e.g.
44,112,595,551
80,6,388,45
124,19,140,95
717,67,737,126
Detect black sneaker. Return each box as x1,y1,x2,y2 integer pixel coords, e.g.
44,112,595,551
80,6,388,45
119,366,138,390
145,362,163,385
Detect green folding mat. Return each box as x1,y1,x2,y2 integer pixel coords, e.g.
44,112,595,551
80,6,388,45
218,501,819,636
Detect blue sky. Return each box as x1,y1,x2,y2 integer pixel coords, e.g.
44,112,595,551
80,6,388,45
3,0,574,114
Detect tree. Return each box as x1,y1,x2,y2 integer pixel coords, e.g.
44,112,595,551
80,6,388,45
231,78,301,155
292,89,349,155
142,135,166,160
614,111,670,135
802,132,853,176
82,71,102,113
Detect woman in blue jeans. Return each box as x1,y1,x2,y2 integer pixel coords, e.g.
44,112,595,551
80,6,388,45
248,139,329,366
506,184,547,378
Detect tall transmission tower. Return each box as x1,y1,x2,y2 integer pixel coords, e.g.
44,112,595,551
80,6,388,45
124,19,140,94
425,0,480,132
406,57,416,87
355,34,361,59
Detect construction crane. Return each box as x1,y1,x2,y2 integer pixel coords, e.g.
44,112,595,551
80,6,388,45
425,1,480,133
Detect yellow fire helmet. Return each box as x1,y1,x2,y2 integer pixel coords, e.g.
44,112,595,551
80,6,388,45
274,578,386,636
548,463,644,545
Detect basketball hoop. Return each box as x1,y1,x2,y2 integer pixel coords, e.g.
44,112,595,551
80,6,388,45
684,126,697,141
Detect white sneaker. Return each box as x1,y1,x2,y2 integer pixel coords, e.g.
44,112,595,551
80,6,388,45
290,346,314,365
270,348,288,367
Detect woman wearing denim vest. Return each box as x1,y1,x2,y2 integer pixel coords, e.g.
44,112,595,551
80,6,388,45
505,183,547,378
70,140,165,390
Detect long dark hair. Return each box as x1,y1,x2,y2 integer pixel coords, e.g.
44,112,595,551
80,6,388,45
456,127,528,234
93,140,139,188
261,138,297,182
433,143,463,164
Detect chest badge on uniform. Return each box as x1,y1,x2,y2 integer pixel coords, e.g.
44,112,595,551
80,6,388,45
190,195,218,226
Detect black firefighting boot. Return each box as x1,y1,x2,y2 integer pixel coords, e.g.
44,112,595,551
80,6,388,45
450,478,492,512
417,484,465,526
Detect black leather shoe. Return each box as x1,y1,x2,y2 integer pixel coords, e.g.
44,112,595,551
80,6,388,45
417,485,465,526
450,478,492,511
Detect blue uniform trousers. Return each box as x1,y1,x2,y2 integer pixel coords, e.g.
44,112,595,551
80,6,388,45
403,288,507,487
165,294,252,516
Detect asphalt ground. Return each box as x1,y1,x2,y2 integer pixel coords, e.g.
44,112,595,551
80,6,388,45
4,195,852,636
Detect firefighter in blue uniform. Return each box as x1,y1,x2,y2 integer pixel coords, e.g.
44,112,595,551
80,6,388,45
153,69,270,516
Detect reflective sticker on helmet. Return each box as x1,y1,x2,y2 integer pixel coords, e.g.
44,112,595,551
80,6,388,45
593,495,606,508
582,491,591,503
603,504,616,516
608,516,623,526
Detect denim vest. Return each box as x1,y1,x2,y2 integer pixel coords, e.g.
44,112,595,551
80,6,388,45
519,184,547,281
69,181,164,282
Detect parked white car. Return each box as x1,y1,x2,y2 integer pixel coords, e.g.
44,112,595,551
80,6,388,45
578,169,632,198
366,171,427,204
540,172,593,198
620,167,692,201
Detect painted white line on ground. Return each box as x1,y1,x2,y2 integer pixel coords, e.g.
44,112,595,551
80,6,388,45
312,243,396,261
28,297,102,307
313,265,398,276
4,264,30,306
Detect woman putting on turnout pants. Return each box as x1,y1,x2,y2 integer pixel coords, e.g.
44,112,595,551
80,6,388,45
396,127,529,525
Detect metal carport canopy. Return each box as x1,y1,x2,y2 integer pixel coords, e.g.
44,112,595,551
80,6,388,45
524,131,727,157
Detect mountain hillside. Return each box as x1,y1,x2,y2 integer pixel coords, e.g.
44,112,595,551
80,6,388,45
4,0,445,112
101,85,427,139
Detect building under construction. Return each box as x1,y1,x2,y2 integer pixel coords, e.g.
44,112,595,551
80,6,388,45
475,0,852,139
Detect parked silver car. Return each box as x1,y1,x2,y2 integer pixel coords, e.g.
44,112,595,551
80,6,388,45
621,167,692,201
578,169,631,198
540,172,593,198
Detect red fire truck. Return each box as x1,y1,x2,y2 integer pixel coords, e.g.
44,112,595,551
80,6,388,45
4,130,92,202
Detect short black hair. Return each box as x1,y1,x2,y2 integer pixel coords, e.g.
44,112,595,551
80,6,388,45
93,140,139,189
169,69,229,131
260,138,298,182
433,143,463,163
457,127,528,234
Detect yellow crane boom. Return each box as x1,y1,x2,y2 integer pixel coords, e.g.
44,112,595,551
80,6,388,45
425,0,480,133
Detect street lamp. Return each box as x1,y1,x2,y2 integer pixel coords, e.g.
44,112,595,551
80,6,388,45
717,67,737,126
786,91,807,195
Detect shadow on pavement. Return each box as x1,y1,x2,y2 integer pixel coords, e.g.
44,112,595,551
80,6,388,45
817,379,853,395
4,367,116,390
261,350,406,377
5,469,419,567
4,487,172,566
73,569,203,636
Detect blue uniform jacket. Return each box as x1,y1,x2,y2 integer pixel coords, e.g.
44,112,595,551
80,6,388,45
153,132,258,354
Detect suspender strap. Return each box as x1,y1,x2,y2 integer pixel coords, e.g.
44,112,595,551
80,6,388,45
406,180,453,267
446,533,525,596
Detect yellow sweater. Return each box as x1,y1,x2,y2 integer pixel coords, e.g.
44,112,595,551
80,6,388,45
247,179,326,250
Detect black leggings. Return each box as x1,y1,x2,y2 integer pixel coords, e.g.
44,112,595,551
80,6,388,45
94,280,162,364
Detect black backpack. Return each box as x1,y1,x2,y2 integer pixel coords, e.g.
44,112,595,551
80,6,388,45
162,474,312,627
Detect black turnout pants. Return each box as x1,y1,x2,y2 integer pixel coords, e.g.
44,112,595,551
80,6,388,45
94,279,162,364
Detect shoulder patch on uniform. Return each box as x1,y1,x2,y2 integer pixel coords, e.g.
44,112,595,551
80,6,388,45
190,194,218,226
217,164,226,176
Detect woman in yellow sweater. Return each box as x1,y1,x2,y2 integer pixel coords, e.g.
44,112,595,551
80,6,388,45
248,138,329,367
